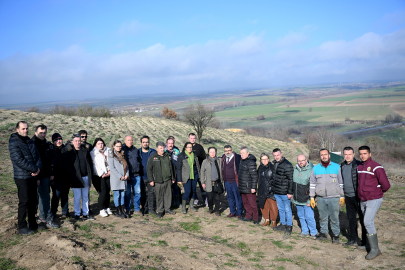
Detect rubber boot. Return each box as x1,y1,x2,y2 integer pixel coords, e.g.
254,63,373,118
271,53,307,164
189,199,198,212
365,234,382,260
116,206,125,219
182,200,187,214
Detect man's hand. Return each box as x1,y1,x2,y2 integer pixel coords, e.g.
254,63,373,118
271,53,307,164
124,175,129,180
287,194,292,200
202,184,206,189
31,168,40,176
307,203,310,207
50,176,54,181
150,181,155,187
172,180,175,184
310,198,316,209
251,189,256,193
339,197,345,207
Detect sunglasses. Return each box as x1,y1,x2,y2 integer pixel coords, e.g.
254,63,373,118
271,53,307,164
81,136,87,138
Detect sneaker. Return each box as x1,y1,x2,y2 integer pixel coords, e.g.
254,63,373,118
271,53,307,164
194,199,198,205
74,215,81,222
273,224,286,232
332,235,340,244
18,227,34,235
45,219,60,228
309,234,317,240
85,215,95,220
99,210,109,217
316,233,328,241
106,208,113,215
298,233,309,238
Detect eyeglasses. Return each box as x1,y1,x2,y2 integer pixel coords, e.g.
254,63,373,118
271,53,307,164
186,146,192,149
81,136,87,138
261,158,269,161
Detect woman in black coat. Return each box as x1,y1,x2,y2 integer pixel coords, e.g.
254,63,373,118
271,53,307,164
257,153,278,227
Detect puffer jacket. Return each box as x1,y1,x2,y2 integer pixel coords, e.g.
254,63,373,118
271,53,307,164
292,162,314,205
257,162,275,209
340,158,361,194
271,157,294,195
200,156,223,193
9,133,42,180
63,143,93,188
238,154,258,194
176,151,201,184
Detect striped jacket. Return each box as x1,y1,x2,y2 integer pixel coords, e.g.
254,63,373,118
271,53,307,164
309,162,344,199
357,158,390,202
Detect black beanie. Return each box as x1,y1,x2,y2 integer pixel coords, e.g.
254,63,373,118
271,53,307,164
52,133,62,142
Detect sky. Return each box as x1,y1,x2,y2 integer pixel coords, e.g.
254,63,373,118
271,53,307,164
1,0,405,104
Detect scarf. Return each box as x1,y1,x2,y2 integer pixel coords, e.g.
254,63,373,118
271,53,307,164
209,156,219,181
185,151,194,180
115,150,128,176
99,147,109,171
321,160,330,168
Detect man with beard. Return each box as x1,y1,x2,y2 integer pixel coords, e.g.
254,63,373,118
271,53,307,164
165,138,181,208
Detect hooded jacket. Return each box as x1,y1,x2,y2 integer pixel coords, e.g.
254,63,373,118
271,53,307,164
238,154,258,194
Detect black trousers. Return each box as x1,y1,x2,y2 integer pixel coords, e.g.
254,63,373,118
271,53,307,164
141,179,155,211
15,178,38,229
51,179,70,215
206,191,221,211
92,175,102,194
345,196,367,242
97,176,111,209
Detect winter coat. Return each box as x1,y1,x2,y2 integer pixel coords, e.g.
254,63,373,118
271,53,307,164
192,143,206,167
357,158,390,202
90,147,111,177
340,158,361,195
146,151,176,184
271,157,294,195
122,144,140,177
257,163,275,209
292,162,314,205
176,151,201,184
221,152,241,184
51,144,66,181
200,156,223,193
63,144,93,188
138,148,156,180
108,150,129,190
309,162,344,199
238,154,259,194
31,135,53,179
9,133,42,180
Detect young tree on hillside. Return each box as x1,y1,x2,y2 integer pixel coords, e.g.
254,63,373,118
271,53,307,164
161,107,178,119
183,101,215,143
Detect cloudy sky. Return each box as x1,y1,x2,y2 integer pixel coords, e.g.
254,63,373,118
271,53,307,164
1,0,405,104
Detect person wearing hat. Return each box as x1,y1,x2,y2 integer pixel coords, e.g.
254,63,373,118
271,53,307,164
50,133,71,218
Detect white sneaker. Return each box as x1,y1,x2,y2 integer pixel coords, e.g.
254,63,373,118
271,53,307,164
194,199,198,205
106,208,113,215
99,210,108,217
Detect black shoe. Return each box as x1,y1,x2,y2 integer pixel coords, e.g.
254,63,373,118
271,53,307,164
45,219,60,228
332,235,340,244
166,210,176,215
273,224,286,232
316,233,328,241
83,215,95,221
148,209,157,215
284,225,293,235
62,212,71,218
116,206,125,219
18,227,34,235
241,217,253,222
74,215,81,222
253,220,260,225
156,212,163,218
344,240,358,246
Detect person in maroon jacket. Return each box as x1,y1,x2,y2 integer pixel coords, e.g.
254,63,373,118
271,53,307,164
357,145,390,260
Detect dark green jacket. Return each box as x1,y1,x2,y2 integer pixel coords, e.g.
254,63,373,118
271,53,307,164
146,152,175,183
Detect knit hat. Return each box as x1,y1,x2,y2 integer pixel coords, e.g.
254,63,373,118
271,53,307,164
52,133,62,142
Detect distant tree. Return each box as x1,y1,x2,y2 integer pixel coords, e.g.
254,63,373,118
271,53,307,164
257,115,265,120
26,107,40,113
183,101,215,143
161,107,178,119
385,113,403,123
308,107,312,112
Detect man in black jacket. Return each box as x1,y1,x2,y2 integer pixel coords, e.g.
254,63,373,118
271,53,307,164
122,135,142,215
32,124,59,228
189,133,207,206
341,146,367,247
272,148,294,236
238,146,259,224
9,121,42,234
78,129,93,151
146,141,176,218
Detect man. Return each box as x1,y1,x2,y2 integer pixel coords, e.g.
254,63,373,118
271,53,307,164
310,148,345,244
138,135,157,215
167,135,180,151
272,148,294,236
64,134,94,221
122,135,141,215
9,121,42,234
31,124,59,228
238,146,259,224
189,133,206,206
166,138,181,207
50,133,70,218
221,145,243,219
292,154,317,239
146,141,176,218
340,146,367,247
357,146,390,260
78,130,93,151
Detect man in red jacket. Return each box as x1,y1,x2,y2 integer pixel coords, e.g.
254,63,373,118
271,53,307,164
357,146,390,260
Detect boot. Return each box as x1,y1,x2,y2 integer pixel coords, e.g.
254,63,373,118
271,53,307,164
122,206,129,218
116,206,125,219
365,234,382,260
284,225,293,235
262,220,270,227
273,224,286,232
271,221,277,228
182,200,187,214
189,199,198,212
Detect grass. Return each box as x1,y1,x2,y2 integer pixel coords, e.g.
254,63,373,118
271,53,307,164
273,257,293,262
179,222,201,232
71,256,82,264
272,240,293,251
0,257,27,270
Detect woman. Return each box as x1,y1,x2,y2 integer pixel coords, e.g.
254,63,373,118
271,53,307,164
200,147,224,216
177,142,201,214
90,138,112,218
257,153,278,227
108,140,129,218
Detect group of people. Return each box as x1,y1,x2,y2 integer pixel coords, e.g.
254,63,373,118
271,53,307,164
9,121,390,260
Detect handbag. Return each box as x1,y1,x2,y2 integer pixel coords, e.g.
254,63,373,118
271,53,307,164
213,180,224,194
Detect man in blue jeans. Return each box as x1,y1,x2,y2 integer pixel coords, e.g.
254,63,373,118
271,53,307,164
271,148,294,237
123,135,141,215
31,124,59,228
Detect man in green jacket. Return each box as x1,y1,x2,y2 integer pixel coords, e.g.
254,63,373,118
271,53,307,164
146,141,176,218
292,154,318,239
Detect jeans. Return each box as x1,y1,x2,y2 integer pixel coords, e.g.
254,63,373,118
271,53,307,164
113,190,125,207
72,176,89,216
37,177,53,221
183,177,198,201
224,181,243,216
241,193,258,221
125,175,141,211
345,196,367,242
317,196,340,236
296,204,318,235
15,178,38,229
360,198,383,235
274,194,293,226
51,179,69,215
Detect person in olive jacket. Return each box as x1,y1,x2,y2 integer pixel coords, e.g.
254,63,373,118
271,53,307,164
257,153,278,227
271,148,294,236
292,155,317,238
9,121,42,235
238,146,259,224
146,141,176,218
